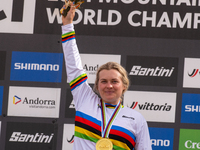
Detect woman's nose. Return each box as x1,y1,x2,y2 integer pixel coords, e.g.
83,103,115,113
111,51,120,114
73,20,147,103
106,82,113,88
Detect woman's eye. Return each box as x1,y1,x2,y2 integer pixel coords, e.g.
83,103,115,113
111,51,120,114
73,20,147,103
112,80,118,83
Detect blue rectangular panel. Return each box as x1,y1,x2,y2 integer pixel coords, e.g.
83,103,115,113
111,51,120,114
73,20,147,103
10,51,63,82
149,127,174,150
181,93,200,124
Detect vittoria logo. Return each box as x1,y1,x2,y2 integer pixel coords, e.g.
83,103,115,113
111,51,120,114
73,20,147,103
130,102,172,111
187,69,200,77
62,124,75,150
124,91,176,122
183,58,200,88
67,135,74,144
126,56,178,86
9,132,54,143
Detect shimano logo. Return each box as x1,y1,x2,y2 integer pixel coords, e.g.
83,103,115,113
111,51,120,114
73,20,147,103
185,140,200,149
129,66,174,77
131,102,172,111
9,132,54,143
151,139,170,147
185,105,200,112
14,63,59,71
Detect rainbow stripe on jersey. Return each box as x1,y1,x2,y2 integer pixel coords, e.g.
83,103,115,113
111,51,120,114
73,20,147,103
75,111,136,150
70,73,87,91
62,31,75,43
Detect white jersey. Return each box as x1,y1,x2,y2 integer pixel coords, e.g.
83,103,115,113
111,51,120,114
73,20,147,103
62,24,152,150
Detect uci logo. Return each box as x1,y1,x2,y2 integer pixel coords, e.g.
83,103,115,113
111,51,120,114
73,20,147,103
0,10,7,20
0,0,36,34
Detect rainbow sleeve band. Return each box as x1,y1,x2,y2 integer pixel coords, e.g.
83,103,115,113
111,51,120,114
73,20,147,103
70,73,88,91
62,31,75,43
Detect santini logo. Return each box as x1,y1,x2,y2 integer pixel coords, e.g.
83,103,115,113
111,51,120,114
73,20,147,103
130,102,172,111
185,105,200,112
9,132,54,143
188,69,200,77
14,63,59,71
129,66,174,77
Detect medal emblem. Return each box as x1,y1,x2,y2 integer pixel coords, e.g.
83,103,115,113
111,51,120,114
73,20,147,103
96,138,113,150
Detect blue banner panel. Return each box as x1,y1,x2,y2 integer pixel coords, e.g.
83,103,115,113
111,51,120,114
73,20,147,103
149,127,174,150
181,93,200,124
10,51,63,82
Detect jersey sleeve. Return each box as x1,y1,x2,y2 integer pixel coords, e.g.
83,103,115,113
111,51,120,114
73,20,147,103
61,24,97,110
134,116,152,150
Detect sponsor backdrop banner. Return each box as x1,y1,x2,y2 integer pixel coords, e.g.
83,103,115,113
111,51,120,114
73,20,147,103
7,86,61,118
62,124,75,150
0,0,200,150
181,93,200,124
179,129,200,150
10,51,63,82
183,58,200,88
80,54,121,84
5,122,57,150
149,127,174,150
124,91,177,123
126,56,178,86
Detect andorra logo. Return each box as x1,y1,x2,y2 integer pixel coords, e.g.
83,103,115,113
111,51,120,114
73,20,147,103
188,69,199,77
13,95,21,105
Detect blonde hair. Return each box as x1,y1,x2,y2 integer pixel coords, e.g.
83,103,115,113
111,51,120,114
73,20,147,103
93,62,129,100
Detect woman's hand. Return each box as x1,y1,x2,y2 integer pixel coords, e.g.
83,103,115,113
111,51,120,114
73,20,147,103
62,4,76,25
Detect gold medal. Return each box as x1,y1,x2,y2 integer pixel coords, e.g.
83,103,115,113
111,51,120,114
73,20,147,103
96,138,113,150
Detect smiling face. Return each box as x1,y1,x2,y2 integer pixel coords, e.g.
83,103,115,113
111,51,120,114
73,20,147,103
97,69,125,105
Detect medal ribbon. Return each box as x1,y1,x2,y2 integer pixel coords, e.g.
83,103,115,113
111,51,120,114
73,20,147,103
100,99,122,138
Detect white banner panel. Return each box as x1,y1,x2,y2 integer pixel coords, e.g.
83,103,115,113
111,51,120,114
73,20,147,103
62,124,75,150
80,54,121,84
183,58,200,88
0,0,36,34
124,91,177,123
7,86,61,118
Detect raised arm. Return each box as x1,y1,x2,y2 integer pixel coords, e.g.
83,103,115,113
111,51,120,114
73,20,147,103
61,4,85,83
61,5,98,110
